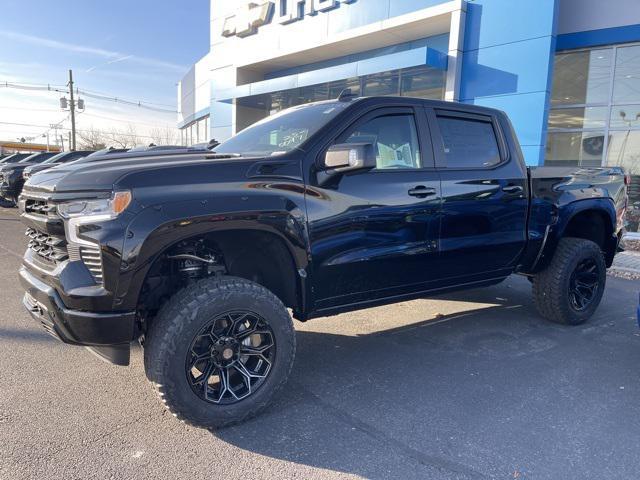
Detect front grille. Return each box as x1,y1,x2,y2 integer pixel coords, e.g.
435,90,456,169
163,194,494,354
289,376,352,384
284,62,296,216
25,228,68,264
22,194,105,284
24,198,57,218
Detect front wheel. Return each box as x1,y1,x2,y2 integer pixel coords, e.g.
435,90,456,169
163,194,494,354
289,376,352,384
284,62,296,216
532,237,606,325
144,276,296,428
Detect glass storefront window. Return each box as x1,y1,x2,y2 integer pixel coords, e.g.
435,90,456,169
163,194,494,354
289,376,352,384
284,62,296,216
197,118,207,144
362,71,400,96
613,45,640,104
234,64,445,132
546,42,640,233
545,131,606,167
606,131,640,172
551,49,612,106
400,65,446,99
547,107,608,129
609,105,640,129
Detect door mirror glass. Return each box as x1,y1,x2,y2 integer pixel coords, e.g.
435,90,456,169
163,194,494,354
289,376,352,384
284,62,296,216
322,142,376,172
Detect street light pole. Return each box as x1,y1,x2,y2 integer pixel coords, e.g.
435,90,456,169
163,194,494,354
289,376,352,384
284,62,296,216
68,69,77,151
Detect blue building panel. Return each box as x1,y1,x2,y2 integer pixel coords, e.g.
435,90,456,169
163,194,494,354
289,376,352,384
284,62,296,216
463,0,558,51
460,0,559,165
470,91,550,147
461,36,555,101
210,101,234,128
556,24,640,51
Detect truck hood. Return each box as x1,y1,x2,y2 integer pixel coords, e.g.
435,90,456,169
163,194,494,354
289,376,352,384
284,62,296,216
22,152,272,194
0,162,34,174
24,163,57,175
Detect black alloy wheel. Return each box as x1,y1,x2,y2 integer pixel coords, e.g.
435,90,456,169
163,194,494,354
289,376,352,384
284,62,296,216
186,311,275,404
568,258,600,311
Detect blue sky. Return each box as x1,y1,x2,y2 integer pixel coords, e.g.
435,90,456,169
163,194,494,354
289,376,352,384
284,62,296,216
0,0,209,145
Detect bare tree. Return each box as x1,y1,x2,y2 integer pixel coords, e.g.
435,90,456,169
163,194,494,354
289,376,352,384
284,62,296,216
149,126,180,146
102,123,141,149
77,125,106,150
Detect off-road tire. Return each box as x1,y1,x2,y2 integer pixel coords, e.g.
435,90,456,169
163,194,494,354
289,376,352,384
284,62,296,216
144,276,296,429
532,237,606,325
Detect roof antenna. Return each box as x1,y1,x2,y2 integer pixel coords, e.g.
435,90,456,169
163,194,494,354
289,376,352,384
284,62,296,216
338,88,357,102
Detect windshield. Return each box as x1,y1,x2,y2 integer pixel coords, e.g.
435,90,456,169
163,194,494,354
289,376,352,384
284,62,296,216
40,152,67,164
214,101,351,157
18,153,55,164
2,154,29,164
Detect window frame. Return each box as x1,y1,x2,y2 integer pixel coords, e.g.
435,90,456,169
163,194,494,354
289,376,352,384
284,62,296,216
318,105,435,172
426,107,509,170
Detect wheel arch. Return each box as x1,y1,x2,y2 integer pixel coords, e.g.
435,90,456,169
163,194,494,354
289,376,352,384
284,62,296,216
115,208,310,317
530,199,618,273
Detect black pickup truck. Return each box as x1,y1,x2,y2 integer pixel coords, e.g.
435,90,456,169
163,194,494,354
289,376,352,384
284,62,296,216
17,97,628,428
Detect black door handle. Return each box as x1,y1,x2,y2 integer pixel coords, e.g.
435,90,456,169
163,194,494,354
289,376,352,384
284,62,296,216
502,185,523,194
408,186,437,198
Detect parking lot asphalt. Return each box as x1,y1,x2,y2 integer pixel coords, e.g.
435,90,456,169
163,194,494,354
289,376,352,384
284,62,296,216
0,205,639,480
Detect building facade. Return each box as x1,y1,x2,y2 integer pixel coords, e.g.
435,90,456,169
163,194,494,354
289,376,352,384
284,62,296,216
178,0,640,231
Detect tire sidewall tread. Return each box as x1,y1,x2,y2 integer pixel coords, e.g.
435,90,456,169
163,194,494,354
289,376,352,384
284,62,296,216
144,276,296,429
532,237,606,325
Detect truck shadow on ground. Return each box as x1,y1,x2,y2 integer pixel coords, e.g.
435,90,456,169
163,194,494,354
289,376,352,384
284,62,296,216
211,278,613,479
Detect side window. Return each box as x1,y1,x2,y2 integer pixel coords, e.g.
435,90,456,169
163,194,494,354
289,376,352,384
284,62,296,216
436,115,501,168
344,114,421,169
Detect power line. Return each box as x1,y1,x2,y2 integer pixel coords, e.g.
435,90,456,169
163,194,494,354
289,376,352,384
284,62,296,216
0,120,160,139
0,80,178,113
81,112,174,128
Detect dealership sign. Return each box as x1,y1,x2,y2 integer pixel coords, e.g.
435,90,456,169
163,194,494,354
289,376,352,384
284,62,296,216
222,0,356,38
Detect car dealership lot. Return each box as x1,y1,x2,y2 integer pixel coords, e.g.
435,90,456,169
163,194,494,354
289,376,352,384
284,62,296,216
0,205,639,480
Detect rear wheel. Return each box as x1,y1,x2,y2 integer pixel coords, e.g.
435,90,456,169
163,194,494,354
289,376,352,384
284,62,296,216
532,237,606,325
144,276,296,428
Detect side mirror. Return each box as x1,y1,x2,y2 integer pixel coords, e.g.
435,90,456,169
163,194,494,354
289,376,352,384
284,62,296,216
322,142,376,173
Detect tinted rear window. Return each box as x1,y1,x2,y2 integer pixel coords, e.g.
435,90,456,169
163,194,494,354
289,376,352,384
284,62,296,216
437,115,501,168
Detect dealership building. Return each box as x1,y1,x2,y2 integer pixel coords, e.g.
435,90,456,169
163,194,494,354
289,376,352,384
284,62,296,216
178,0,640,230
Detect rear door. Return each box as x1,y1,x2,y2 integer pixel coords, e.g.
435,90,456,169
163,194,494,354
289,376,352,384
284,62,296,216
426,107,528,280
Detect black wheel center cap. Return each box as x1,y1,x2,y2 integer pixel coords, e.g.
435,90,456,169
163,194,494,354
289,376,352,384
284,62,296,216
211,337,239,366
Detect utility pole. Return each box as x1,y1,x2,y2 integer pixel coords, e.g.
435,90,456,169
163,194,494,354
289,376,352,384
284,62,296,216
68,69,77,151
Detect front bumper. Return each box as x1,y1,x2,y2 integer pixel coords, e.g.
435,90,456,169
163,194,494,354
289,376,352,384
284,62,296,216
0,183,17,200
19,266,135,365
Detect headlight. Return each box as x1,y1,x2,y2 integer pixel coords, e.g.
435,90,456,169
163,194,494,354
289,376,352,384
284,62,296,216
57,191,132,220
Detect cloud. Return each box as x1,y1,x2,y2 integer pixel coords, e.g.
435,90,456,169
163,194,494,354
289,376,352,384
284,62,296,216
0,30,186,72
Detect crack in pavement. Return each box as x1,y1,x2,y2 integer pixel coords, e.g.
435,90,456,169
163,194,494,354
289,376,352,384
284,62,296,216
32,410,159,467
0,240,23,260
294,381,487,479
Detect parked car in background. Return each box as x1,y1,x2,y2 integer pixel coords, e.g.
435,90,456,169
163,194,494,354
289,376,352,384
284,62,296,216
22,150,95,182
17,96,628,429
0,153,33,164
82,147,129,159
0,152,58,204
66,143,210,166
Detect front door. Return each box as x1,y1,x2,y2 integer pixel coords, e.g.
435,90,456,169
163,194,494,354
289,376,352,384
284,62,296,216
306,106,442,310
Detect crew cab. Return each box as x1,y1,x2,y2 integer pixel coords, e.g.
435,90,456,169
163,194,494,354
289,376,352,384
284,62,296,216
17,96,627,428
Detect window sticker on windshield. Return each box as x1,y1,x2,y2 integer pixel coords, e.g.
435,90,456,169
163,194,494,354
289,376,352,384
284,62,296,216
278,129,308,147
323,108,336,115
